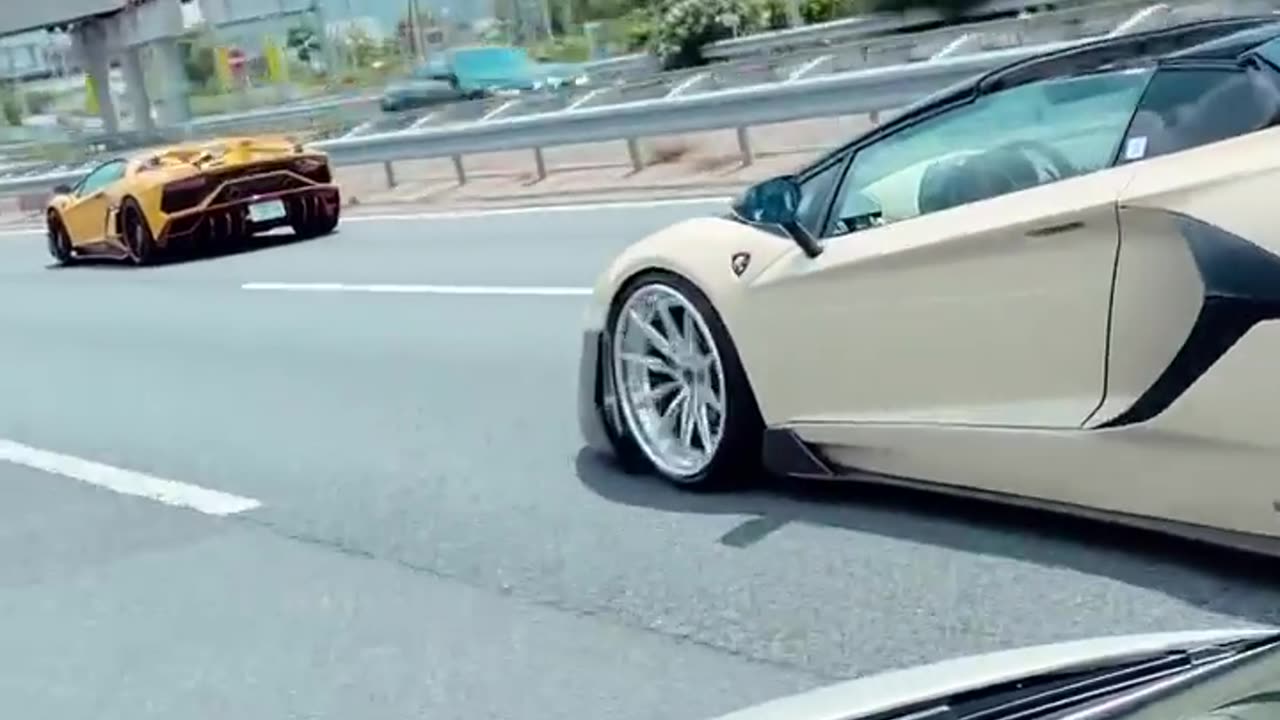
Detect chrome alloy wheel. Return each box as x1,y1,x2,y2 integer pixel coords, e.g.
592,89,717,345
612,283,727,479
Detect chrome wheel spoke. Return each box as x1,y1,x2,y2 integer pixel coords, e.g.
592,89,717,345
678,387,695,447
703,390,723,414
656,302,682,348
628,308,676,360
661,386,690,433
695,398,714,449
620,352,675,375
637,380,680,404
612,283,730,479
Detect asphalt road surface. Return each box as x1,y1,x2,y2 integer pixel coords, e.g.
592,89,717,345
1,198,1279,719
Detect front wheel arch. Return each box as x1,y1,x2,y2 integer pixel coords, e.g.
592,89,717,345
603,268,766,490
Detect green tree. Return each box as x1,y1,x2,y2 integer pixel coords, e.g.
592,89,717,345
178,33,218,88
572,0,639,20
24,89,55,115
0,86,21,126
344,26,381,68
649,0,769,69
622,7,657,50
286,24,321,62
800,0,863,22
871,0,983,18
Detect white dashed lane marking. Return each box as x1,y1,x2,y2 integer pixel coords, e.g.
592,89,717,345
242,282,592,296
0,438,262,516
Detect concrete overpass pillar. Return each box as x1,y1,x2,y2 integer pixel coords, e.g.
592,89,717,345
150,38,191,126
120,45,155,132
72,20,119,135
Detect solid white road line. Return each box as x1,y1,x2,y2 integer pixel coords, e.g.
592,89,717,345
0,196,733,239
242,282,592,296
338,196,732,223
0,438,262,516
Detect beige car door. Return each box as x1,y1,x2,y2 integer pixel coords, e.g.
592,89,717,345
734,68,1156,430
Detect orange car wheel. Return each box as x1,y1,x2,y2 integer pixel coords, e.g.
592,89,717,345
120,199,158,266
45,211,73,265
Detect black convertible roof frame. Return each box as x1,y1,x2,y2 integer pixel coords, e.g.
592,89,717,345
977,15,1280,92
795,15,1280,180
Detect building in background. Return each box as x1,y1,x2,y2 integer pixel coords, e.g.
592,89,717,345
0,30,75,81
315,0,497,35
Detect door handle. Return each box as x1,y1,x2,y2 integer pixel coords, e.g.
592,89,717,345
1026,220,1085,238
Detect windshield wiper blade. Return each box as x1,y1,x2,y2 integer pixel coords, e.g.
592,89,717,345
892,633,1280,720
956,651,1195,720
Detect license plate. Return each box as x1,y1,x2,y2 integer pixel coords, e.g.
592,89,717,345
248,199,286,222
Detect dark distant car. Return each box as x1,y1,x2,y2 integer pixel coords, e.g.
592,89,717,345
711,628,1280,720
379,46,587,112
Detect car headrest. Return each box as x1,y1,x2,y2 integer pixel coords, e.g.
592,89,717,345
916,156,972,216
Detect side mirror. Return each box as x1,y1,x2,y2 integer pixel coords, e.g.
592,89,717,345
52,183,73,195
734,176,822,258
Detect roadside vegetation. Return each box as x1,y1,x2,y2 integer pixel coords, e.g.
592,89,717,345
545,0,986,68
0,0,988,142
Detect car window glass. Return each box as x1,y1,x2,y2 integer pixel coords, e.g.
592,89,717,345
78,160,124,195
795,160,843,235
1119,66,1280,165
1252,35,1280,71
825,68,1154,238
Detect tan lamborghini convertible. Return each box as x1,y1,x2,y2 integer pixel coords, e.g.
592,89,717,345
578,16,1280,555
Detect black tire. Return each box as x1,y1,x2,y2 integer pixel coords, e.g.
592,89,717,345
46,211,73,265
292,194,340,239
120,198,158,266
605,270,764,490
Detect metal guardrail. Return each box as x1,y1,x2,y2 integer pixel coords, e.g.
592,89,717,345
0,39,1082,199
0,0,1145,166
700,0,1115,60
0,0,1272,201
310,40,1084,167
246,0,1162,143
704,13,929,61
0,1,1173,181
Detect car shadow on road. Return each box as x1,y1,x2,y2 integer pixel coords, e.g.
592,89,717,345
575,447,1280,627
49,230,331,270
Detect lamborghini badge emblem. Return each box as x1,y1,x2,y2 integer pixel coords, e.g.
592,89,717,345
731,252,751,277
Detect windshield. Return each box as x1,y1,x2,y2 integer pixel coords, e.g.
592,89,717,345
838,67,1154,227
